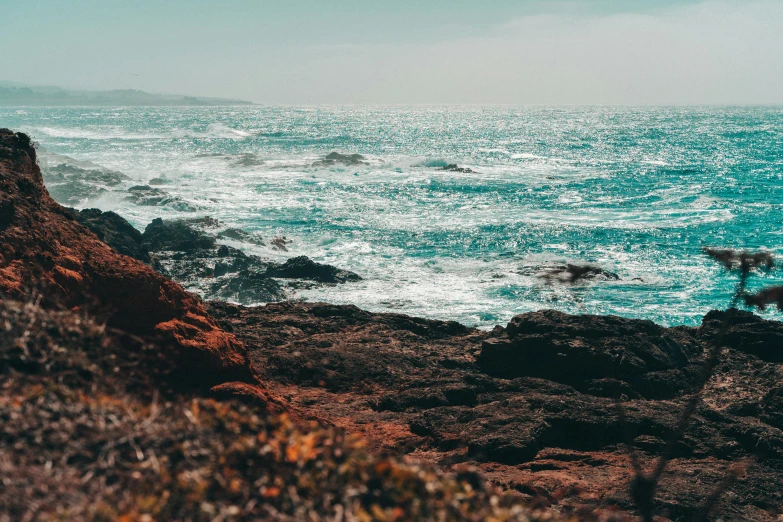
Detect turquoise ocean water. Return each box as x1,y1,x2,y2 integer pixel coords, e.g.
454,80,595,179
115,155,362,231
3,106,782,328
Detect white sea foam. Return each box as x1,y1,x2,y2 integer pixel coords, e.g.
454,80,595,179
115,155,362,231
6,105,783,328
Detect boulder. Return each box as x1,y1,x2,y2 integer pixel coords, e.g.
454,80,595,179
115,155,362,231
699,308,783,362
142,217,216,252
476,310,702,396
266,255,362,283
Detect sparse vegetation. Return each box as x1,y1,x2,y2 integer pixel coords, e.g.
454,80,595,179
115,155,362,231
617,248,777,522
1,298,579,522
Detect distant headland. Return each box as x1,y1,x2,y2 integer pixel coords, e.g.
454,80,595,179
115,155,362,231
0,81,254,106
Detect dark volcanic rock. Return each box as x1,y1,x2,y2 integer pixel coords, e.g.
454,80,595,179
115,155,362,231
139,218,358,302
477,310,702,397
41,162,128,205
700,308,783,362
266,255,362,283
312,152,367,167
438,164,475,173
140,217,283,302
209,269,284,303
71,207,150,263
125,185,195,211
142,217,216,252
211,299,783,520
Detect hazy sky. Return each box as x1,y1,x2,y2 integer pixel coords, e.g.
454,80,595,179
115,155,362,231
1,0,781,104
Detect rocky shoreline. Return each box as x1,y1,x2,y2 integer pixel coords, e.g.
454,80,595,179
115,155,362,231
2,128,783,520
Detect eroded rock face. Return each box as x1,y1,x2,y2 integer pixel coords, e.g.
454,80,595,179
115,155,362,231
477,310,702,399
71,207,151,263
209,300,783,520
0,129,268,402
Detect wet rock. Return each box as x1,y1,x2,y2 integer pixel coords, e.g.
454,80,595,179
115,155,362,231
516,264,621,283
271,236,291,251
71,207,150,263
312,152,367,167
142,217,216,252
209,269,285,303
266,255,362,283
140,217,288,302
217,227,265,245
182,215,222,230
125,185,195,211
231,153,264,168
41,163,128,205
438,164,474,173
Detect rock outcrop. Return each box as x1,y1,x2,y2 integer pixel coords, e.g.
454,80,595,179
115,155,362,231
71,207,151,263
209,301,783,520
41,161,128,205
0,129,271,403
438,163,475,173
266,255,362,284
477,310,702,399
138,217,360,302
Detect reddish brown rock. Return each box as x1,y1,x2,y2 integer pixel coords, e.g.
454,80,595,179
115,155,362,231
208,300,783,520
0,129,272,404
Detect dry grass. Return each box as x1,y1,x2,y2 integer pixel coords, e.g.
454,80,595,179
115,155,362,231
1,298,587,522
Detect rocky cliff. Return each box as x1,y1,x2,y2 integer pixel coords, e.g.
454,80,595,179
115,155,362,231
0,129,271,402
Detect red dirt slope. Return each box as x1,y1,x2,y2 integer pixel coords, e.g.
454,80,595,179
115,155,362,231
0,129,271,403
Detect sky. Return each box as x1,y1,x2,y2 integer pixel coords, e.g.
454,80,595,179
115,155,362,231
0,0,781,104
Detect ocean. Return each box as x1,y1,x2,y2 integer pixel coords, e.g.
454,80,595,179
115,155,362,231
3,105,782,328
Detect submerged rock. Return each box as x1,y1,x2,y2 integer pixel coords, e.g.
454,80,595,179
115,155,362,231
438,164,474,173
517,263,621,283
41,162,128,205
217,227,265,245
312,152,367,167
271,236,292,251
125,185,195,211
